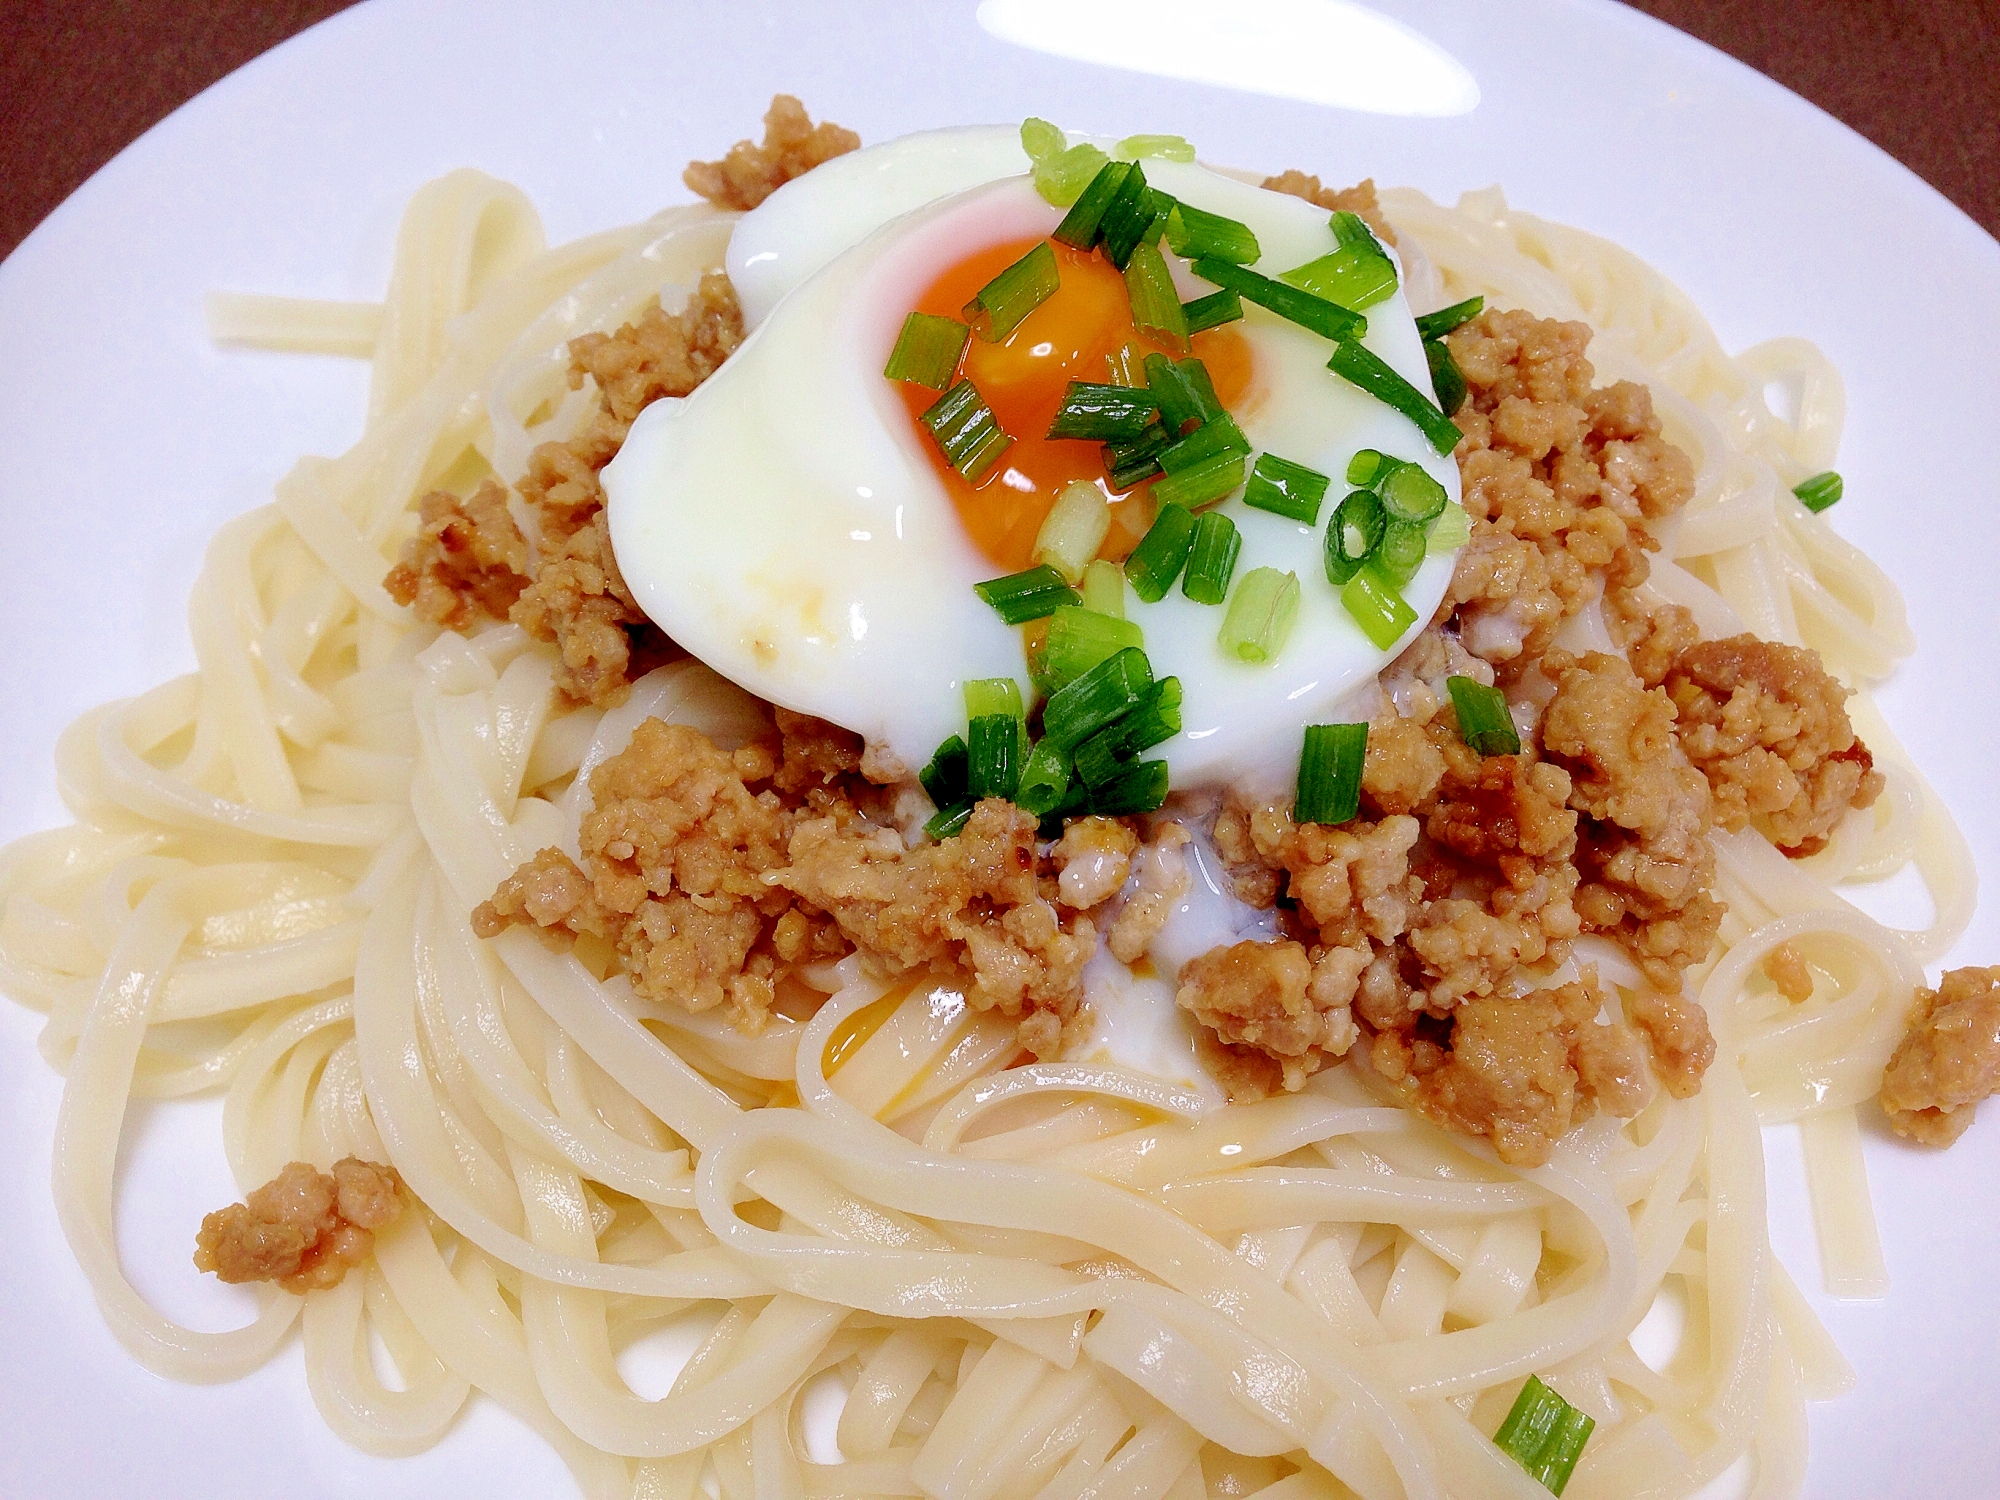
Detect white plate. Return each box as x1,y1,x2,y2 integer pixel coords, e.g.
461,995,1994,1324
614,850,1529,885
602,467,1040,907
2,2,1996,1496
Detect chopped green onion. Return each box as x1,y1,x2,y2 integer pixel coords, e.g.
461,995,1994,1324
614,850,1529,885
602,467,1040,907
1102,423,1174,488
1429,500,1471,551
1493,1376,1594,1496
1328,209,1385,252
1346,448,1395,488
1189,257,1366,342
1242,453,1330,524
963,678,1024,722
1089,758,1171,816
1013,739,1074,818
1106,340,1147,387
1116,132,1196,162
1295,723,1367,825
1159,412,1250,473
1081,559,1126,618
1341,566,1417,649
1036,780,1094,839
1324,489,1386,585
1034,142,1111,208
884,312,970,389
1097,163,1165,270
1176,358,1224,421
925,802,972,840
1377,462,1448,524
1279,245,1397,311
921,380,1013,481
1163,202,1261,264
1181,288,1243,334
1326,340,1462,455
1425,338,1468,417
920,734,968,809
1414,294,1485,341
1447,675,1521,756
1040,605,1145,692
1374,519,1427,587
1020,118,1065,161
1124,503,1197,602
1219,567,1301,663
1793,471,1843,513
1153,452,1246,510
1145,353,1212,434
974,562,1077,624
963,242,1060,344
1043,646,1154,749
1054,160,1133,250
1124,240,1190,352
1047,382,1162,441
1182,510,1241,604
1073,677,1184,785
967,713,1023,800
1033,480,1113,583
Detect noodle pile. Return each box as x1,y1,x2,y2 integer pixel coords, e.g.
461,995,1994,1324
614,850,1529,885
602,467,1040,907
0,158,1975,1500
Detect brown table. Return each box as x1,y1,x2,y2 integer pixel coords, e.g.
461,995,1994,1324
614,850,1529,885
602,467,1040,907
3,0,1995,259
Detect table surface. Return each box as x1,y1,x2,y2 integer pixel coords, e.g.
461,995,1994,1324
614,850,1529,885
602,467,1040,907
1,0,1996,259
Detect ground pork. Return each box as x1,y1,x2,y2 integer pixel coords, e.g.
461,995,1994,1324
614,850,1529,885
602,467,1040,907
1880,966,2000,1146
1106,822,1192,964
1762,942,1814,1003
193,1158,404,1294
683,95,862,211
1663,634,1883,855
383,479,529,629
1178,938,1362,1099
1259,171,1398,247
1052,817,1139,910
1623,984,1716,1099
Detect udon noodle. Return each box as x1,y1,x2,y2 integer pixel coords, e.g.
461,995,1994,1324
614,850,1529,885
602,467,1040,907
0,155,1974,1500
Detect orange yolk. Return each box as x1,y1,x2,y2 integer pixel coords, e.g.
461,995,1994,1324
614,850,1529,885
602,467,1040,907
896,237,1254,572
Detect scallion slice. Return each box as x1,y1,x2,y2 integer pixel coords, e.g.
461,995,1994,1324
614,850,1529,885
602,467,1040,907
1279,244,1397,311
1106,340,1147,387
1035,141,1111,207
963,678,1024,722
884,312,970,389
1098,164,1167,270
1341,565,1417,649
1042,646,1154,749
1326,340,1463,455
974,562,1078,624
1089,758,1171,816
925,802,973,840
1124,503,1197,602
1219,567,1300,663
1013,739,1074,818
920,734,968,810
1414,294,1485,341
1190,257,1366,342
1102,423,1173,488
1081,558,1126,618
1153,452,1246,510
1493,1375,1594,1496
921,380,1014,481
1447,675,1521,756
1346,448,1395,488
1374,519,1427,587
1021,118,1065,161
963,241,1060,344
1116,132,1196,161
967,712,1023,800
1295,722,1367,825
1429,500,1472,551
1377,461,1448,524
1158,412,1250,473
1033,480,1113,583
1182,510,1241,604
1041,605,1145,692
1328,209,1385,251
1182,287,1244,334
1325,489,1386,584
1054,160,1132,249
1243,453,1330,524
1793,471,1842,513
1145,352,1213,434
1425,338,1468,417
1047,382,1162,441
1124,240,1190,352
1163,202,1261,264
1073,676,1183,786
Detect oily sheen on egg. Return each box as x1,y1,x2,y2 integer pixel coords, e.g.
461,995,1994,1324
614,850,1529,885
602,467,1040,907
606,127,1462,785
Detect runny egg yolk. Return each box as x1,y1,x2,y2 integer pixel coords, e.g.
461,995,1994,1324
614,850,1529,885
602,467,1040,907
895,237,1254,572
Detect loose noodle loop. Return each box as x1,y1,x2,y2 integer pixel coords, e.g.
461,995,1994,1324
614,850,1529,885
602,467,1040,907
0,169,1972,1499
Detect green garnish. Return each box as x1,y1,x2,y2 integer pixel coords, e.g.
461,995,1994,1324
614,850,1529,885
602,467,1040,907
1053,160,1134,250
963,242,1060,343
1159,412,1250,474
1145,352,1221,434
973,563,1077,624
1190,257,1366,342
1413,294,1485,341
1181,288,1244,334
1102,424,1174,488
1181,509,1241,604
963,678,1024,722
1793,471,1842,513
1116,132,1196,161
1021,120,1110,207
1279,243,1397,311
967,712,1024,800
1040,605,1145,693
1295,722,1367,825
1340,566,1417,648
1446,675,1522,756
1326,340,1463,455
1242,453,1331,524
1020,118,1065,161
925,802,972,839
1124,240,1190,352
1013,738,1074,818
1152,452,1246,510
1124,503,1198,601
1324,489,1386,585
1042,646,1154,749
883,312,970,389
919,734,968,810
1219,567,1300,663
1074,678,1182,785
1373,519,1427,587
1047,382,1162,441
1492,1375,1594,1495
1429,500,1472,551
1080,559,1125,618
1163,202,1260,265
921,380,1013,482
1087,758,1171,816
1098,164,1170,270
1346,448,1395,488
1425,338,1468,417
1377,462,1448,525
